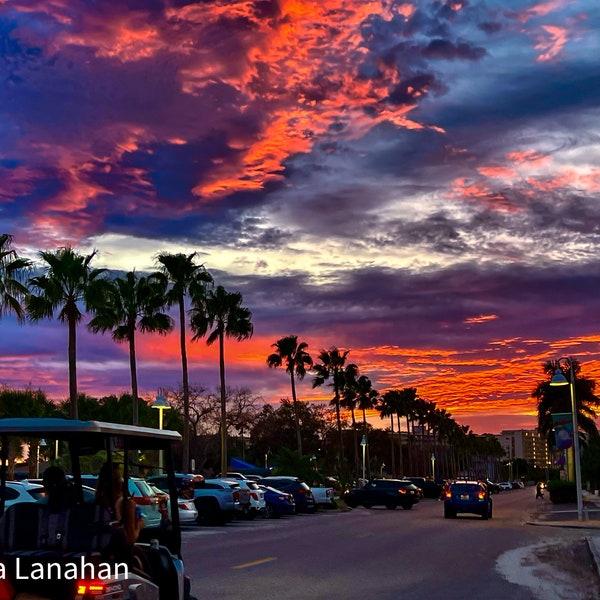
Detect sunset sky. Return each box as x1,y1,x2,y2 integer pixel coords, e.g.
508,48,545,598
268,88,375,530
1,0,599,435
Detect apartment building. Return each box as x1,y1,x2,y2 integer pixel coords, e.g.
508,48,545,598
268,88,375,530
497,429,552,469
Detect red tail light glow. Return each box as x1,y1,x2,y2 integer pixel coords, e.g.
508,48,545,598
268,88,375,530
478,492,485,500
76,581,106,596
397,488,406,494
250,492,258,500
133,495,157,505
445,491,452,498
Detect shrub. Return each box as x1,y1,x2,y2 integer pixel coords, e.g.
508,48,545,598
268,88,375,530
547,480,577,503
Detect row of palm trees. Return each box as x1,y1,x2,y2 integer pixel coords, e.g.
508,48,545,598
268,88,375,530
0,234,254,474
265,334,501,479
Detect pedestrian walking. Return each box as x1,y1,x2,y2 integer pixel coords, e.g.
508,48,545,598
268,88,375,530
536,481,545,499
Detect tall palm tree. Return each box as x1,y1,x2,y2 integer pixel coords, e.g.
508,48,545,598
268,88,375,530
312,347,351,467
378,390,400,476
340,363,360,479
266,335,313,456
88,271,174,425
0,233,30,322
355,374,378,479
26,247,107,419
532,358,599,446
156,252,213,473
190,284,253,475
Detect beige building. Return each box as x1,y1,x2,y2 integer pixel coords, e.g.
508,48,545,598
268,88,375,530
497,429,552,469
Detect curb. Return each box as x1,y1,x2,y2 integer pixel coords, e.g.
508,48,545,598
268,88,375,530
587,536,600,574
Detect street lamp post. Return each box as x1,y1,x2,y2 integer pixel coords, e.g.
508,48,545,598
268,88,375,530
360,436,367,483
152,395,171,472
550,359,584,521
431,453,436,478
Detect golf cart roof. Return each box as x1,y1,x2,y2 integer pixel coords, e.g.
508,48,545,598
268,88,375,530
0,417,181,444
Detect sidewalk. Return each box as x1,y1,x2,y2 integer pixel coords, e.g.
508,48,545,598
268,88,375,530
527,489,600,577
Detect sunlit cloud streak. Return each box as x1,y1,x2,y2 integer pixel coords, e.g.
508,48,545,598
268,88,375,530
0,0,599,433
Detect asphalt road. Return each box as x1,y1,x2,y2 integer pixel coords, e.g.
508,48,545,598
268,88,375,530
182,489,600,600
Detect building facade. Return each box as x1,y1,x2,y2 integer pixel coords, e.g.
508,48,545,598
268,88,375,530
497,429,552,469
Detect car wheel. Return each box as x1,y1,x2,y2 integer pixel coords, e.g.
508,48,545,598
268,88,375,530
363,503,372,509
444,506,455,519
345,499,357,509
264,503,276,519
385,503,397,510
401,502,413,510
488,505,493,519
481,511,488,520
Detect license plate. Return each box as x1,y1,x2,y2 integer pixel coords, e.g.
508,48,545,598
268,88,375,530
460,494,469,500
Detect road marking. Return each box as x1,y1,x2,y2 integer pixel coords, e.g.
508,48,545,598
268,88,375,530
232,557,277,569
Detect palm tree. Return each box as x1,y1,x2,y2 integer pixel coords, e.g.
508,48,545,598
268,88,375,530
156,251,213,473
26,247,107,419
340,363,360,479
266,335,313,456
378,390,400,476
0,233,30,323
532,358,599,447
190,284,253,475
88,271,174,425
355,375,378,479
312,347,351,467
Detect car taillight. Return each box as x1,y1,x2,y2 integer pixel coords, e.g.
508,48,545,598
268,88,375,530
445,491,452,498
134,495,157,505
76,579,123,598
250,492,259,500
397,488,406,494
478,492,485,500
178,502,189,510
232,491,240,501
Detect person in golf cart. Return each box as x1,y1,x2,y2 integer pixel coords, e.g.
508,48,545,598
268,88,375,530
0,417,195,600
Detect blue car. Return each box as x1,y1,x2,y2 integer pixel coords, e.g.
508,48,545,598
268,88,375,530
444,480,493,520
260,485,296,518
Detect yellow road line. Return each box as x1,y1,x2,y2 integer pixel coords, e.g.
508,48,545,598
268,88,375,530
232,557,277,569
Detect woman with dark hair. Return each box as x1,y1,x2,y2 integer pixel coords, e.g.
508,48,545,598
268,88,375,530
95,463,144,545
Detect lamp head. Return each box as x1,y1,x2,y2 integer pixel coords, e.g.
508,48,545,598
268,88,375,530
152,394,171,410
550,367,569,387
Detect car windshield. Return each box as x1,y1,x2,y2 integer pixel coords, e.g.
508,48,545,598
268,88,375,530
451,484,481,493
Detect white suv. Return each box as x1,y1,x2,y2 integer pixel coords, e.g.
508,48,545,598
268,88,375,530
221,478,266,519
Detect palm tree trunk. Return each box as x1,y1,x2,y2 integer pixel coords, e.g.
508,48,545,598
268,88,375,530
290,372,303,455
351,409,359,481
389,415,396,477
68,316,77,419
179,296,190,472
129,326,139,425
219,330,227,475
396,414,404,478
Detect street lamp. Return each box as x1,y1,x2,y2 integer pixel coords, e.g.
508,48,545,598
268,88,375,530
360,435,367,483
550,359,584,521
152,395,171,472
36,439,47,479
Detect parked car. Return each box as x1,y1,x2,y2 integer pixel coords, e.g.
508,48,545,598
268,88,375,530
485,480,501,494
220,478,266,520
498,481,513,491
259,485,296,518
148,473,235,525
444,480,493,519
0,480,45,507
405,477,443,499
511,480,525,489
258,476,316,513
311,485,336,508
343,478,418,510
81,474,162,527
148,483,198,525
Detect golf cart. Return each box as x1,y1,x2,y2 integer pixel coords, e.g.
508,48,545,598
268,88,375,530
0,417,196,600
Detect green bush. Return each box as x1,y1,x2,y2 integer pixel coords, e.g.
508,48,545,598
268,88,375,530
547,480,577,503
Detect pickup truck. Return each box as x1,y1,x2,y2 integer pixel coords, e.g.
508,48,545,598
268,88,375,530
311,486,336,508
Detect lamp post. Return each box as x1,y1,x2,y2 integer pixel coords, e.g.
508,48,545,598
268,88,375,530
152,395,171,472
360,435,367,483
36,439,47,479
550,359,584,521
431,453,436,478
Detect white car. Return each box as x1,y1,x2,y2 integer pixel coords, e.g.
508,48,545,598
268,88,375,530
221,478,266,519
498,481,513,491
